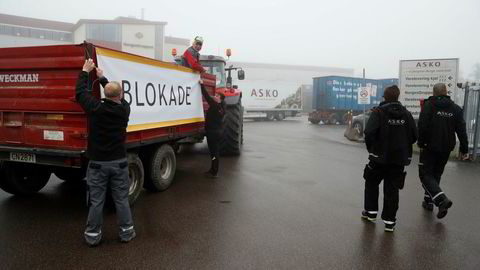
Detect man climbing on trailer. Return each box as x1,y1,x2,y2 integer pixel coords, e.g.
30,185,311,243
200,79,225,178
181,36,206,73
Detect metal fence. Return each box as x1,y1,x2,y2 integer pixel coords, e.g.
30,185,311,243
462,82,480,160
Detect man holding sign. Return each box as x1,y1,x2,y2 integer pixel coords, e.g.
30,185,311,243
76,59,135,247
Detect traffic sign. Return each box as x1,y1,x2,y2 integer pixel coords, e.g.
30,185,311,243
357,87,371,105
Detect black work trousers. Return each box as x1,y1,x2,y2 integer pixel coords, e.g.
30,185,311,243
419,149,450,205
206,130,221,175
363,161,406,222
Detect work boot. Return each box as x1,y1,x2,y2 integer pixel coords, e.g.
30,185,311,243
437,198,453,219
383,220,396,232
422,201,434,211
361,210,377,222
84,230,102,247
119,226,136,243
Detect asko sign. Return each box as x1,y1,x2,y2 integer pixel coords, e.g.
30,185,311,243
399,58,459,118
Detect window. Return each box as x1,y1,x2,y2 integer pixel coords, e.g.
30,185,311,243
0,24,73,42
86,23,121,42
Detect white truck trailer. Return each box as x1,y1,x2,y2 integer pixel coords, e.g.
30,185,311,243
229,62,353,120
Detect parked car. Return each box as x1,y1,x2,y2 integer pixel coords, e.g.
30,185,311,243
351,110,372,136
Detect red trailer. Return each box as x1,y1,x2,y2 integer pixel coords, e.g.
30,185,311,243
0,43,216,204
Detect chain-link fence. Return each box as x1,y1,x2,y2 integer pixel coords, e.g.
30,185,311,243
461,83,480,160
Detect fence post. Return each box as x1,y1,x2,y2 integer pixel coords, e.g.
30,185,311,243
472,89,480,161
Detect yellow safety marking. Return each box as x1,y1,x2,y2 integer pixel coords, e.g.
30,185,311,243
96,47,196,73
127,117,205,132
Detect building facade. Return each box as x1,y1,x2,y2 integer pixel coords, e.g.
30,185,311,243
0,13,189,62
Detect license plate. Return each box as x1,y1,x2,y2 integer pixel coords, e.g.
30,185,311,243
10,152,36,163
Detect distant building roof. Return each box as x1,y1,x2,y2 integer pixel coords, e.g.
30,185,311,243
230,61,354,74
165,36,189,46
73,16,167,30
0,13,74,32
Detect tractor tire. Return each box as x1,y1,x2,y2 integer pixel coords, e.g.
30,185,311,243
54,167,86,182
221,103,243,155
127,153,144,205
0,162,51,196
144,144,176,192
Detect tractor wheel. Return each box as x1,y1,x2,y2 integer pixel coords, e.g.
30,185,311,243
0,162,51,195
221,103,243,155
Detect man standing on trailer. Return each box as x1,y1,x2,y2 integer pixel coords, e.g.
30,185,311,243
418,83,469,219
200,80,225,177
76,59,135,247
362,85,417,232
181,36,206,73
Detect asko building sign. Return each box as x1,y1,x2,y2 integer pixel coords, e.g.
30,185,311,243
399,58,459,117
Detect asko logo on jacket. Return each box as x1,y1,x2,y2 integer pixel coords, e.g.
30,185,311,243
436,111,454,117
387,119,405,125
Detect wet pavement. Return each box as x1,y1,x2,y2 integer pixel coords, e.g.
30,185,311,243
1,116,480,270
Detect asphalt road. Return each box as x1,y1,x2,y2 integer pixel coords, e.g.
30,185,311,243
1,116,479,270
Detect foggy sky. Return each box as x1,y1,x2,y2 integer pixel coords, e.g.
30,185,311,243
2,0,479,79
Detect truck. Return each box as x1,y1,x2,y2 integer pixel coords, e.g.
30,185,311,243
230,62,354,121
0,42,218,204
308,76,398,127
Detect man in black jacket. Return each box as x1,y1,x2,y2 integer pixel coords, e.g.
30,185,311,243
76,59,135,246
362,85,417,232
199,80,225,178
418,83,469,219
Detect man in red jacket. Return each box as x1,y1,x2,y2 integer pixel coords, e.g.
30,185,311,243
181,36,206,73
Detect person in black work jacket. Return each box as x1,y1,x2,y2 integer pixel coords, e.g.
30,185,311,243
362,85,417,232
76,59,135,247
418,83,469,219
199,79,225,178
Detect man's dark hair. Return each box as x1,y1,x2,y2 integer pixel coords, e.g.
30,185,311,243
383,85,400,102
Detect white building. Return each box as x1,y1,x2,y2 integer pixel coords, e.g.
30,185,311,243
0,13,189,62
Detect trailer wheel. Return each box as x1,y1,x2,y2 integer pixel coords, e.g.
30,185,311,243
144,144,176,192
266,112,275,121
0,161,16,194
275,112,285,121
0,162,50,195
328,114,338,125
54,168,86,182
309,119,320,124
127,153,144,205
221,103,243,155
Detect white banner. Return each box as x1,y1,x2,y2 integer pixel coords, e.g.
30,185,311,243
95,48,204,132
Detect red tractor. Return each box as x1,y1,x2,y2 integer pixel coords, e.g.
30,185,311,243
200,54,245,155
